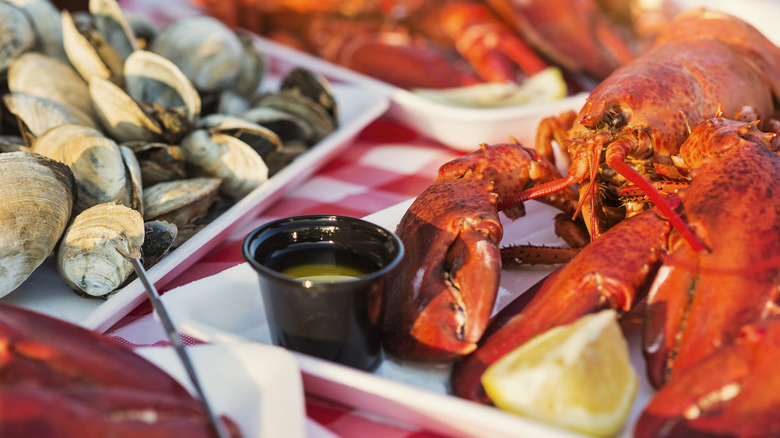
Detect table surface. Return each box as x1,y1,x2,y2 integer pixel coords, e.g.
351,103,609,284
104,117,465,438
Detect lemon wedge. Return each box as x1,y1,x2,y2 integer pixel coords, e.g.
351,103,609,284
481,309,638,437
412,66,567,108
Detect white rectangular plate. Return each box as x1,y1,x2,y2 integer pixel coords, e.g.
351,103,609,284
0,48,389,332
156,199,655,438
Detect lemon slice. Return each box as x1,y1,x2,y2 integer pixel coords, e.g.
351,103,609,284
412,66,567,108
481,309,638,437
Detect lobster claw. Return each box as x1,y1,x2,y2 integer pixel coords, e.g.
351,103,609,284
383,177,503,361
636,316,780,438
382,142,578,363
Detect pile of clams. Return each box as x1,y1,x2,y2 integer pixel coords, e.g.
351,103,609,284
0,0,339,298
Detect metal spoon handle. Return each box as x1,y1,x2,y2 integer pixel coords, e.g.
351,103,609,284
116,246,231,438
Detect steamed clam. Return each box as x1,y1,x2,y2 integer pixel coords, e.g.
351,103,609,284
3,92,97,142
61,8,125,84
0,151,76,298
150,15,261,97
0,2,36,74
142,177,221,246
57,202,145,297
5,0,68,63
180,115,288,198
89,49,201,143
31,124,138,214
122,140,188,187
7,52,98,124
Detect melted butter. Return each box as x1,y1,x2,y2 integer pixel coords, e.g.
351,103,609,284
281,264,365,283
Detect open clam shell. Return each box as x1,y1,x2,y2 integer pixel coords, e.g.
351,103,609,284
0,151,76,298
142,177,221,246
197,113,282,157
32,124,133,214
61,9,123,84
180,129,269,199
57,202,145,297
124,50,201,122
239,105,314,146
7,52,98,124
0,2,36,74
3,93,98,144
122,141,188,187
90,50,201,144
89,76,167,143
89,0,139,62
149,15,243,95
252,90,337,146
10,0,68,64
280,67,338,122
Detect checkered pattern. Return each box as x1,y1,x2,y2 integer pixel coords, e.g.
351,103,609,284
105,118,460,438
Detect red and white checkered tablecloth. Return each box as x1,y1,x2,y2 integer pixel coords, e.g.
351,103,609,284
104,118,463,438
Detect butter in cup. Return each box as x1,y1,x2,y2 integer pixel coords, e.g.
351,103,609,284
242,214,404,371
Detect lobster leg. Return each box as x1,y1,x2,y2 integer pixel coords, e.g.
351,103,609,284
382,142,578,362
485,0,635,80
451,208,670,403
435,2,549,83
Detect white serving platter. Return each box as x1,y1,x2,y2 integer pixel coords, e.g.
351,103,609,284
137,342,307,438
1,52,389,333
155,199,655,438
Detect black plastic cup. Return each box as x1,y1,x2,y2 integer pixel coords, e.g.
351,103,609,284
242,214,404,371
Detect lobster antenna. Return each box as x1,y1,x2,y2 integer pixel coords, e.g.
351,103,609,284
497,174,578,210
605,146,708,252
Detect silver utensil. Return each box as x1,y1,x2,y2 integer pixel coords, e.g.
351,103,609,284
116,246,231,438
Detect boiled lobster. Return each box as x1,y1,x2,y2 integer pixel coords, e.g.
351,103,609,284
0,303,241,437
451,114,780,436
192,0,637,89
511,8,780,244
382,9,780,365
